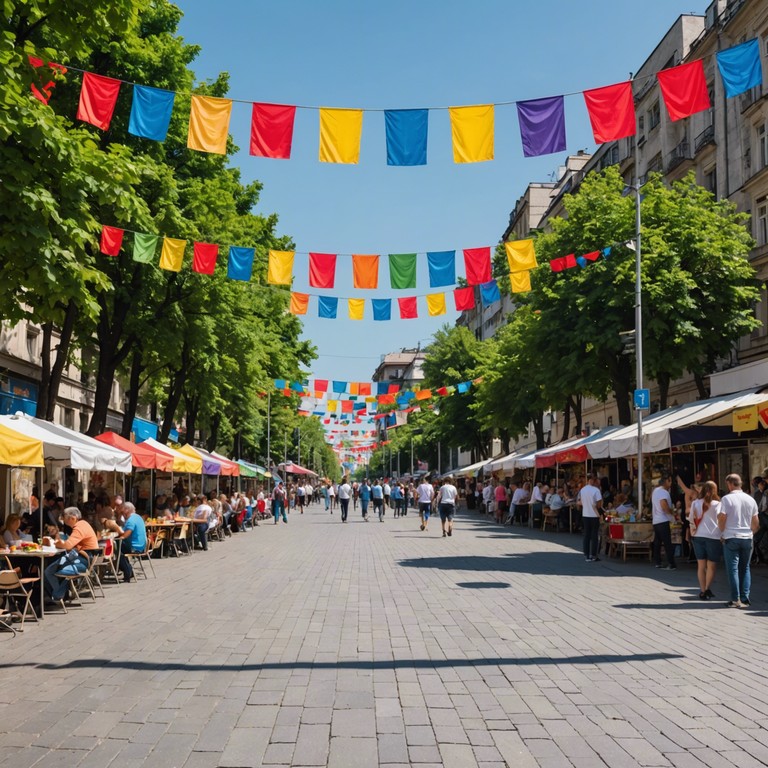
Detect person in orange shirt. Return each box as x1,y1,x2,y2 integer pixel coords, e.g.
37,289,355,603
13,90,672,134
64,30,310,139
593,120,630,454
44,507,99,602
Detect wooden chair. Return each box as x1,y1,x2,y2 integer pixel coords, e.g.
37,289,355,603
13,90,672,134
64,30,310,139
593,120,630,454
541,507,559,532
0,568,39,630
55,551,98,610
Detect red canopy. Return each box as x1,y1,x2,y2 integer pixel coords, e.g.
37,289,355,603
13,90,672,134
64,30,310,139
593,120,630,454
281,462,317,476
95,431,174,472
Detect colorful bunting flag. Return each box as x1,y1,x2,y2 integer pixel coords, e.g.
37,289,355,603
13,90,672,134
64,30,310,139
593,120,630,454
516,95,566,157
359,383,371,396
128,85,175,141
505,240,537,273
449,105,494,163
657,59,710,121
349,382,359,395
550,256,567,273
426,293,446,317
289,292,309,315
352,254,379,289
463,247,491,285
457,381,472,394
267,250,295,285
77,72,121,130
158,237,185,272
398,297,418,319
319,108,363,164
100,225,124,256
583,250,600,261
348,298,365,320
453,286,475,311
388,384,400,394
341,400,353,413
716,39,762,98
274,379,287,389
187,95,232,154
132,233,158,263
510,271,531,293
564,254,577,269
582,81,636,143
315,380,329,392
372,299,391,321
480,280,501,305
309,253,337,289
378,394,396,405
388,253,417,289
227,246,255,281
327,399,338,412
28,56,66,105
332,381,347,395
192,242,218,275
436,386,449,396
427,251,456,287
384,109,428,166
250,103,296,158
319,296,339,319
416,389,432,401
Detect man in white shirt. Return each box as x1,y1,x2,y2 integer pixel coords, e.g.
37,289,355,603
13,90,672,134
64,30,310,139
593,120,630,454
417,479,435,532
193,495,213,551
651,474,676,570
718,473,759,607
531,483,546,527
482,481,493,516
437,476,458,537
338,479,352,523
578,474,603,562
511,483,530,526
383,481,391,511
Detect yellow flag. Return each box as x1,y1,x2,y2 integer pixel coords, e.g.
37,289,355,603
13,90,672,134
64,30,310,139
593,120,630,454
365,396,376,403
449,105,494,163
505,240,537,273
510,271,532,293
159,237,186,272
426,293,446,317
327,399,338,412
319,108,363,164
268,250,295,285
348,298,365,320
187,95,232,154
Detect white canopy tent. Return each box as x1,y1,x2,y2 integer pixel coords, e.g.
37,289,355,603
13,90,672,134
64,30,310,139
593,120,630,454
486,448,538,474
454,458,492,478
0,413,132,472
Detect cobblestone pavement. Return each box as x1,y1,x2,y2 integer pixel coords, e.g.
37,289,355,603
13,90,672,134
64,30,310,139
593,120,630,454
2,503,768,768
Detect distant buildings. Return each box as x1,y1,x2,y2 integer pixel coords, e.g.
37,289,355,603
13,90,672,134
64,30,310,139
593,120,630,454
371,347,426,389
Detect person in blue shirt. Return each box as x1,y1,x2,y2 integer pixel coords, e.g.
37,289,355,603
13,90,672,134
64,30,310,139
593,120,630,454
391,483,403,517
118,502,147,582
372,479,385,522
359,479,371,521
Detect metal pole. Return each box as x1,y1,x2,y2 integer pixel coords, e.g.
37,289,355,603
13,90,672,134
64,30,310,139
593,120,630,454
438,441,441,476
411,436,414,477
266,390,271,470
633,79,644,516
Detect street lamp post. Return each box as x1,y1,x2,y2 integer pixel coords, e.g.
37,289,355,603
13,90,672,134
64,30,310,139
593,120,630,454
632,79,644,514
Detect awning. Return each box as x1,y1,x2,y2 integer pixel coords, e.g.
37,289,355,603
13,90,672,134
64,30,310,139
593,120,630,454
0,414,132,472
238,459,271,478
0,422,44,467
207,450,241,477
95,431,174,471
140,437,202,473
454,458,491,478
280,462,317,476
588,388,768,459
535,427,622,468
177,444,222,475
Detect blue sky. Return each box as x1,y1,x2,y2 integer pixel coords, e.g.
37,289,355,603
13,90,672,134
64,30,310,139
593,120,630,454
177,0,709,383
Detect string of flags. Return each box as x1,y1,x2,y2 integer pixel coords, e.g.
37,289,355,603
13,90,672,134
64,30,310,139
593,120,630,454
33,39,762,164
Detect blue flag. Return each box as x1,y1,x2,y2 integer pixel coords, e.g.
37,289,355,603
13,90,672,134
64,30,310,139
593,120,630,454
319,296,338,319
717,39,762,98
457,381,472,394
480,280,501,305
376,381,389,395
372,299,392,321
427,251,456,288
332,380,347,393
385,109,428,166
227,247,254,281
128,85,175,141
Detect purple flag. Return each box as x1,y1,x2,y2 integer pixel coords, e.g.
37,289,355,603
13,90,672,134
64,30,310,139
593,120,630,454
516,96,566,157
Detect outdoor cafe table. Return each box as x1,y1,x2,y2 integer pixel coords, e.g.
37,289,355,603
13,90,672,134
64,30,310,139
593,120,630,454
2,546,59,619
145,518,193,556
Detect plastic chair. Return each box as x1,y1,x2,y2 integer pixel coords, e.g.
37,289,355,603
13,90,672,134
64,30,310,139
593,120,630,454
0,569,39,630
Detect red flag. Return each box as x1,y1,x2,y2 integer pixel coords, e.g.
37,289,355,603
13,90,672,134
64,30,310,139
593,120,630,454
315,379,329,392
550,257,566,272
453,286,475,311
657,60,710,121
564,254,577,269
436,386,449,396
463,247,491,285
28,56,67,104
192,242,218,275
309,252,337,289
583,250,601,262
77,72,121,130
583,81,636,143
398,297,418,319
100,225,124,256
358,383,371,395
388,384,400,394
250,103,296,159
341,400,353,413
378,394,396,404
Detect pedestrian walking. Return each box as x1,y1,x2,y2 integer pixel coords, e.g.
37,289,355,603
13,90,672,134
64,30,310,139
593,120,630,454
718,473,759,608
417,477,434,531
652,474,677,570
689,481,722,600
359,478,371,521
437,475,458,537
391,482,403,517
372,479,385,521
327,482,335,514
494,481,507,524
578,474,603,561
352,481,359,511
383,480,391,511
272,481,287,524
338,478,351,522
296,483,305,513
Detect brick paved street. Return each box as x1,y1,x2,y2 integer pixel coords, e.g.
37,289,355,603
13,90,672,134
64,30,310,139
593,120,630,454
2,503,768,767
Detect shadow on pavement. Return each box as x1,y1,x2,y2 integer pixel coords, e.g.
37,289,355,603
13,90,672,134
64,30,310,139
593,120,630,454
397,552,620,576
456,582,509,589
1,651,684,673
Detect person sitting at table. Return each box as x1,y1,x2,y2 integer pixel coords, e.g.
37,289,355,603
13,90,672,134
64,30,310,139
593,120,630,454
153,494,170,518
116,502,147,582
178,495,192,518
511,482,531,526
546,486,567,531
613,493,635,516
192,495,212,551
44,507,98,603
97,504,124,538
1,514,33,546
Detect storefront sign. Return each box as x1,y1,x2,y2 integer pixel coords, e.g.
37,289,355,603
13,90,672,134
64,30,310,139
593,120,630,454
733,405,758,433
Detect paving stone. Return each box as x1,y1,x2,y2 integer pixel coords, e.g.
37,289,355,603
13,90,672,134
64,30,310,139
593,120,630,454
327,736,378,767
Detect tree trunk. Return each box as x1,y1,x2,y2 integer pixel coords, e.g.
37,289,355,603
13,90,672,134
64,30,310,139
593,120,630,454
694,372,708,400
183,390,199,446
657,372,670,411
36,322,52,419
533,413,545,450
159,342,189,443
499,428,510,455
561,398,572,442
206,413,221,453
120,348,145,438
45,300,78,422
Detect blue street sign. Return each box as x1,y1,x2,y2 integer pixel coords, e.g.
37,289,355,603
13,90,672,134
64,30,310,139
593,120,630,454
634,388,650,410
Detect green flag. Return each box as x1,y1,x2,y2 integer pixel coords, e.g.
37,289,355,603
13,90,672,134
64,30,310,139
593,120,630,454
133,233,159,263
388,253,417,289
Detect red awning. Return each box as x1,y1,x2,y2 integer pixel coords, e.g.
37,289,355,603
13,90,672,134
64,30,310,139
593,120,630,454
553,445,590,465
281,462,317,476
95,431,175,471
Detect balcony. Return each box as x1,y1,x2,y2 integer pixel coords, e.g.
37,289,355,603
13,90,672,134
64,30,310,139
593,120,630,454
694,124,716,154
666,140,692,173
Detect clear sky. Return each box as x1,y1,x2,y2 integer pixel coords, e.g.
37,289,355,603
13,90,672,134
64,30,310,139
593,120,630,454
177,0,710,384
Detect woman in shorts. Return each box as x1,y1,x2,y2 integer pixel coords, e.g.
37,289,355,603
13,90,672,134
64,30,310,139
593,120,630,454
689,481,722,600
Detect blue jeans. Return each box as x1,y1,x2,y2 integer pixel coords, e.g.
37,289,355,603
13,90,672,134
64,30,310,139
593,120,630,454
272,500,287,523
361,500,369,518
44,554,86,601
723,538,753,602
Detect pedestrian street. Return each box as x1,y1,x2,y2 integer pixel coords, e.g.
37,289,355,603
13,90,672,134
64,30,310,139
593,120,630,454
2,504,768,768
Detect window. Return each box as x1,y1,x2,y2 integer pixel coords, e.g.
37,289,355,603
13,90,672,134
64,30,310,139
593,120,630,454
759,123,768,169
648,101,661,131
756,201,768,246
25,327,38,360
607,416,614,426
63,408,75,430
79,412,89,433
704,166,717,196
